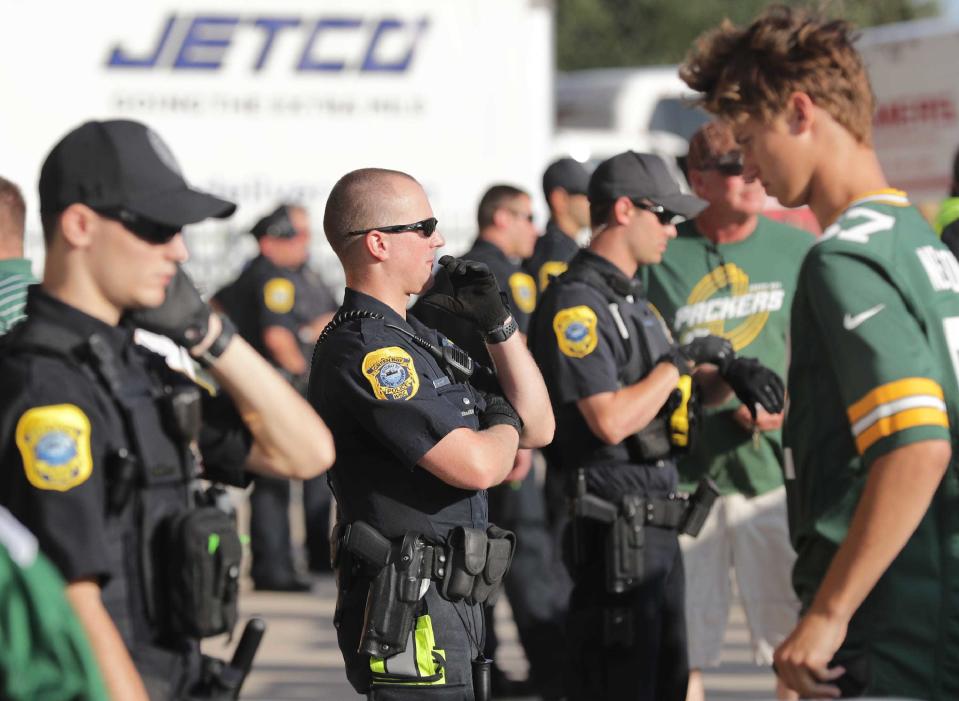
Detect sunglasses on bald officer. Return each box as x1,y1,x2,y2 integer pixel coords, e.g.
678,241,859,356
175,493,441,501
630,200,682,226
700,151,745,177
346,217,438,238
94,207,181,244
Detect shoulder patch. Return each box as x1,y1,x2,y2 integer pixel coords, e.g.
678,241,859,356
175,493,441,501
362,347,420,400
508,272,537,314
263,277,295,313
15,404,93,492
538,261,568,292
553,305,598,358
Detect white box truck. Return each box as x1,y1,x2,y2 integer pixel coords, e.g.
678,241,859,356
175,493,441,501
0,0,554,291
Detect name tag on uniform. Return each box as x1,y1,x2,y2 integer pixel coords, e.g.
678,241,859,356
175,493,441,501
432,376,451,389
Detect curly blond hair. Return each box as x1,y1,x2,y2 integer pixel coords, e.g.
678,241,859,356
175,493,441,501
680,5,874,144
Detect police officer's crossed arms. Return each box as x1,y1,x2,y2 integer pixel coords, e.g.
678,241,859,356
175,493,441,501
529,151,784,701
0,120,334,701
312,167,553,700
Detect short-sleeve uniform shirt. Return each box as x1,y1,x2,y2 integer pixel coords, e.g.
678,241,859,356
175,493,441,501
310,288,487,543
218,254,337,363
785,190,959,695
529,250,678,502
524,219,580,293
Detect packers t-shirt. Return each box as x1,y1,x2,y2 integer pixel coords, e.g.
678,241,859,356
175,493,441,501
644,215,813,496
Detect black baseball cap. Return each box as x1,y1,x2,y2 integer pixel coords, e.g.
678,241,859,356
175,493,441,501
251,205,298,239
39,119,235,227
543,158,590,199
588,151,707,218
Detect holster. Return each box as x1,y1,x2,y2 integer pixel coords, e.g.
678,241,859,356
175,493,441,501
605,496,646,594
440,525,516,606
679,477,720,537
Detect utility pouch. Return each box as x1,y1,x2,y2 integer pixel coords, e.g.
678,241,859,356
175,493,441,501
680,477,720,537
161,507,241,638
605,496,646,594
440,527,488,604
469,526,516,606
625,416,672,462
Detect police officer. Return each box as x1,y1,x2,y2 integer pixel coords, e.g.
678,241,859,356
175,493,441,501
0,119,334,700
215,204,338,588
312,167,554,700
414,184,566,697
528,151,784,701
525,158,590,293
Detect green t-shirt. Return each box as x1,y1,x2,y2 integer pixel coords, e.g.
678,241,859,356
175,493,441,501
0,507,107,700
785,191,959,696
644,215,813,496
0,258,37,334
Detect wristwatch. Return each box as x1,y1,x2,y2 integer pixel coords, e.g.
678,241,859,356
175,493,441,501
485,315,517,344
196,314,236,368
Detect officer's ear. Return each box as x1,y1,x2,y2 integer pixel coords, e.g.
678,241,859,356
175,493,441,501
364,230,390,262
547,187,568,215
58,203,99,249
612,196,634,226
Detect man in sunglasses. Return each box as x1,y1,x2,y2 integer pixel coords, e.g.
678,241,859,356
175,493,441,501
0,119,335,700
413,183,565,697
528,151,786,700
215,203,338,591
642,121,812,701
313,167,554,699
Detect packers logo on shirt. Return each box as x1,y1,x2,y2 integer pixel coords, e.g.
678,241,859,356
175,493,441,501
553,305,598,358
362,347,420,400
15,404,93,492
673,263,784,350
508,272,537,314
538,261,568,292
264,278,295,314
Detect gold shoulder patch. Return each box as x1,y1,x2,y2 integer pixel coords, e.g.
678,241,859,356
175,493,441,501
264,277,295,314
553,305,598,358
538,261,568,292
15,404,93,492
508,272,537,314
362,347,420,400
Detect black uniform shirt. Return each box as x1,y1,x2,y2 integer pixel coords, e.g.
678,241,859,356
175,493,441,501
0,288,250,586
412,239,537,366
524,219,580,293
218,254,337,362
528,250,678,501
310,288,487,543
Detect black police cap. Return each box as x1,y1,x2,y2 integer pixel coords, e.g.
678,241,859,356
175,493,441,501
39,119,235,227
250,205,297,239
543,158,590,200
588,151,707,219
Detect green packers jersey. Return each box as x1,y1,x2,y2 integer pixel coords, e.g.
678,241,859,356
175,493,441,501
785,190,959,698
644,216,813,496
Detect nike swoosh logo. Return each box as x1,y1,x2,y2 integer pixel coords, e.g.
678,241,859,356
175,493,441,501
843,304,885,331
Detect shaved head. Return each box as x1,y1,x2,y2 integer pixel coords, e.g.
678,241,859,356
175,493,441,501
323,168,420,257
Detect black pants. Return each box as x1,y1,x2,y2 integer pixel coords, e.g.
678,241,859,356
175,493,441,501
565,522,688,701
483,467,569,696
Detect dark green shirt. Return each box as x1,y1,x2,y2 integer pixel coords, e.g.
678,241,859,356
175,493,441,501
644,215,813,496
0,258,36,334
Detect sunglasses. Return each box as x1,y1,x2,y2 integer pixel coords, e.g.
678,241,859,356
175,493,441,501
631,201,682,226
346,217,438,238
505,208,534,224
702,152,745,177
95,208,181,244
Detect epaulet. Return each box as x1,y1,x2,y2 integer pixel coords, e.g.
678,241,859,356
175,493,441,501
316,309,385,346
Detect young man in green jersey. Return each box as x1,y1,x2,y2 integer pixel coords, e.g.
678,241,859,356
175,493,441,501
645,121,811,701
683,6,959,699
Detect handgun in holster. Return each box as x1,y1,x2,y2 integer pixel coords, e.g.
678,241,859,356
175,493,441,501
606,495,646,594
338,522,431,660
679,477,720,537
568,469,618,569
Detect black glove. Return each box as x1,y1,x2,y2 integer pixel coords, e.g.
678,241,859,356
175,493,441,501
418,256,511,337
478,391,523,434
657,347,692,375
721,357,785,418
125,265,234,364
681,335,735,372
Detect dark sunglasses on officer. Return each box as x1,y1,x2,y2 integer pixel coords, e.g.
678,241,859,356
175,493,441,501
346,217,439,238
94,207,182,245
